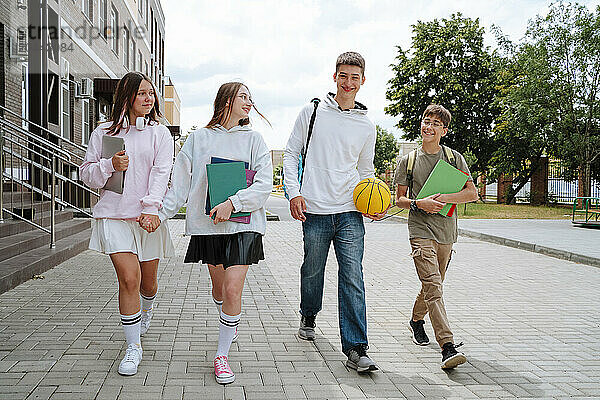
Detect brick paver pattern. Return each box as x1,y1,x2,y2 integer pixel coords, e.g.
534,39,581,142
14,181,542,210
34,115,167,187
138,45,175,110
1,220,599,399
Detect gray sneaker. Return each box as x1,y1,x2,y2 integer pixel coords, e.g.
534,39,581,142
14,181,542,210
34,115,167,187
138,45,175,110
298,315,316,340
346,345,378,373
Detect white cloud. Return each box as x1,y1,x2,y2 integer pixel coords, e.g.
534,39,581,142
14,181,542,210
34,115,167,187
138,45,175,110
162,0,600,149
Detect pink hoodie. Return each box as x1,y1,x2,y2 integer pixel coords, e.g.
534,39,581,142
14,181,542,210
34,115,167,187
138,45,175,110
80,121,174,219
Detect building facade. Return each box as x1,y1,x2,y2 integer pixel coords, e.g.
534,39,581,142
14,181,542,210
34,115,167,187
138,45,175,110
1,0,173,151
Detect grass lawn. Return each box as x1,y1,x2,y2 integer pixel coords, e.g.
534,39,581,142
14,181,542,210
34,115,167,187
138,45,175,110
387,202,572,219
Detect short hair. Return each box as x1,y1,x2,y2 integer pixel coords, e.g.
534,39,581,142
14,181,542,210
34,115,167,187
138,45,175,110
336,52,365,74
423,104,451,127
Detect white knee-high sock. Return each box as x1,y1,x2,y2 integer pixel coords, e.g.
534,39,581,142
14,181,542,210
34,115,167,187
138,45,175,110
141,291,156,314
213,296,223,315
215,310,240,358
121,311,141,346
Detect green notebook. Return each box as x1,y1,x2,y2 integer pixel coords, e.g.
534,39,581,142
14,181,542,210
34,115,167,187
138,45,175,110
206,162,251,218
416,159,469,217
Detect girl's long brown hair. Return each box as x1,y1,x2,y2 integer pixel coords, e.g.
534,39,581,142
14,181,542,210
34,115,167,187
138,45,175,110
205,82,270,129
105,72,162,135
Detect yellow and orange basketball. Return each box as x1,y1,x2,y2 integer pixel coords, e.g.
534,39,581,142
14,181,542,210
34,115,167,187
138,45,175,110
353,178,391,215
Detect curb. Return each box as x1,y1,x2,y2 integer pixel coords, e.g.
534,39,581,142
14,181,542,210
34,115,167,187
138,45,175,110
390,215,600,268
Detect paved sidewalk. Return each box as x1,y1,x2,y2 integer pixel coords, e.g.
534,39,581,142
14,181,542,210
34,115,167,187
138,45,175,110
458,219,600,264
1,220,600,399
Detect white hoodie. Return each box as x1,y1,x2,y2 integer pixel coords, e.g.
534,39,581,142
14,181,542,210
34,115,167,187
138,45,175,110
283,93,376,214
159,125,273,235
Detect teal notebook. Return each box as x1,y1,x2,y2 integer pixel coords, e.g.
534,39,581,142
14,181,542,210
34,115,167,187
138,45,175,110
206,162,251,218
416,159,469,217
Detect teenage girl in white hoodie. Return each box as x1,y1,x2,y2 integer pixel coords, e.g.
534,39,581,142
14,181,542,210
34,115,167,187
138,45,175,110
159,82,272,384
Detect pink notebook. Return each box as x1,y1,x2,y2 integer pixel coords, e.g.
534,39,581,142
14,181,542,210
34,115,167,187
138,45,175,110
229,169,256,224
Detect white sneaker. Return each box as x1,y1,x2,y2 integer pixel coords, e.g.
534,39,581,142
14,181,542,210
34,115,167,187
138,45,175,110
140,309,152,336
118,344,142,376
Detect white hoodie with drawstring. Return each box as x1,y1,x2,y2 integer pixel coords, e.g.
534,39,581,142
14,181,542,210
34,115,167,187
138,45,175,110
283,93,376,214
159,124,273,235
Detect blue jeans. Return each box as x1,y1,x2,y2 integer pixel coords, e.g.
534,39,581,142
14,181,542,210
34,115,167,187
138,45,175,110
300,211,368,354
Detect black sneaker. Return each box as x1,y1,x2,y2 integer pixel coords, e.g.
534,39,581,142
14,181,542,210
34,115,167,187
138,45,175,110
346,345,378,373
409,319,430,346
441,342,466,369
298,315,316,340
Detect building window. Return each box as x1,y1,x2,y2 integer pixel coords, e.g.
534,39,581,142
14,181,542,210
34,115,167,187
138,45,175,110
99,0,107,38
110,5,118,54
123,27,129,69
61,80,70,139
82,99,90,145
150,9,154,53
138,50,142,73
82,0,93,21
130,39,136,71
144,61,148,77
21,64,29,130
48,73,59,125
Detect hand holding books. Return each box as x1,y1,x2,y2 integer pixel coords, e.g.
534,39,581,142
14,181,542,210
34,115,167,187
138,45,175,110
416,193,446,214
112,150,129,171
210,199,234,225
416,160,469,217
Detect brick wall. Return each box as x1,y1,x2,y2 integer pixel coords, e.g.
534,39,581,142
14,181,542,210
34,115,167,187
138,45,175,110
530,156,548,205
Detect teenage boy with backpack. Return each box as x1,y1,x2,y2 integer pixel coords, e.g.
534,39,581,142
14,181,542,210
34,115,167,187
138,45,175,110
393,104,478,369
283,51,385,373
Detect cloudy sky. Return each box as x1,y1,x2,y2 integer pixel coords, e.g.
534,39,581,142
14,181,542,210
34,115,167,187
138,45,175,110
161,0,599,150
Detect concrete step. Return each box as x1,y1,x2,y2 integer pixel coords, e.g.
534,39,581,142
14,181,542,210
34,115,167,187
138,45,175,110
0,218,90,263
2,198,53,214
0,209,73,239
0,226,92,294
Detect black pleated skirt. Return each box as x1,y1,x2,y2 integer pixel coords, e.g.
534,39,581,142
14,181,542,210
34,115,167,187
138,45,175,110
184,232,264,268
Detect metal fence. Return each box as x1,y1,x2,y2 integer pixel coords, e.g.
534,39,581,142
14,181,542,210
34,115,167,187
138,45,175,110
483,160,600,204
548,160,600,203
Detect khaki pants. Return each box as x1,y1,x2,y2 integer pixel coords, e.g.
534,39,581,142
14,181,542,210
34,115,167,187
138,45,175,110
410,237,454,347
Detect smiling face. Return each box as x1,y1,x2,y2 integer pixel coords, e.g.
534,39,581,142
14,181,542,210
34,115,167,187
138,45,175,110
420,114,448,145
333,64,365,100
226,85,253,124
131,79,155,118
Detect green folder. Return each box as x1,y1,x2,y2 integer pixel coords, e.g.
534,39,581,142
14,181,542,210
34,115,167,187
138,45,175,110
206,162,251,218
416,159,469,217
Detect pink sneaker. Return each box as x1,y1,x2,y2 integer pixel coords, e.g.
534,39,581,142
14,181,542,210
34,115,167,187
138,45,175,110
214,355,235,384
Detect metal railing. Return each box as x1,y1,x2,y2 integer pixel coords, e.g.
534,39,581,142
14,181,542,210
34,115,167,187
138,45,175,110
572,197,600,226
0,105,99,248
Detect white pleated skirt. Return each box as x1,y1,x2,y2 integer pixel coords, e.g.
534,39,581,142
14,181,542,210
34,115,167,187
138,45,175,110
89,218,175,261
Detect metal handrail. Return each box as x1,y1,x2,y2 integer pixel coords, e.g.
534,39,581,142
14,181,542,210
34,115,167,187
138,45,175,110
0,104,88,154
2,171,93,218
0,108,100,248
0,115,76,162
3,144,98,203
3,132,83,171
572,196,600,225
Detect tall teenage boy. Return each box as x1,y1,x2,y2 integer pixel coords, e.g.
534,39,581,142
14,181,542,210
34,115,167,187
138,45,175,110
283,52,385,373
393,104,478,369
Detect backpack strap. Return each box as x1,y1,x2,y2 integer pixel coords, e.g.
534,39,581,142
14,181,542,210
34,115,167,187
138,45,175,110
300,98,320,185
406,149,417,199
442,145,456,168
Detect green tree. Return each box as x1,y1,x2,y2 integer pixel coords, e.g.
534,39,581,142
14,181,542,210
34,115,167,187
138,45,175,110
374,125,399,175
488,29,556,204
492,2,600,199
385,13,500,176
531,2,600,197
